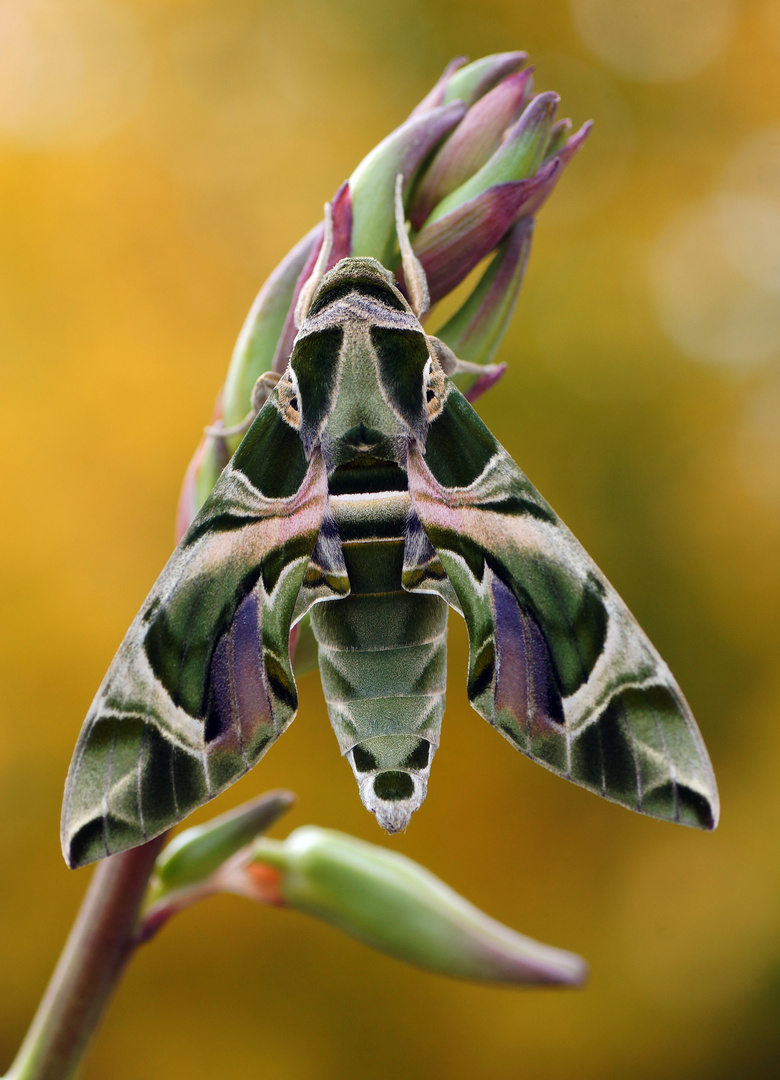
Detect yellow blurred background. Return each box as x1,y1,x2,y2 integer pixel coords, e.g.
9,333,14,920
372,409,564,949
2,1,780,1077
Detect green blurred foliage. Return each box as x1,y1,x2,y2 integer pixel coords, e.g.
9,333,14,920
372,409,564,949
1,1,779,1078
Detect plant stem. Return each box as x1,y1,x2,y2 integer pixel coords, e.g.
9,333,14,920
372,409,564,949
6,836,167,1080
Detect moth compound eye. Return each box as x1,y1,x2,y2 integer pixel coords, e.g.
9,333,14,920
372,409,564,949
276,370,302,429
423,355,446,422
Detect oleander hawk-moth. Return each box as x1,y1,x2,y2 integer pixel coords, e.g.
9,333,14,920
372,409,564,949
61,210,719,868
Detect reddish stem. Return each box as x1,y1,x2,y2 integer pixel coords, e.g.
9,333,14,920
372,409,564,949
6,836,167,1080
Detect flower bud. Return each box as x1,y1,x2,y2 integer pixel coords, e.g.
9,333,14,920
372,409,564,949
422,92,560,227
235,827,587,987
437,217,534,397
411,69,535,228
154,791,295,892
223,227,322,436
349,102,466,265
410,160,560,304
440,52,528,108
138,792,295,940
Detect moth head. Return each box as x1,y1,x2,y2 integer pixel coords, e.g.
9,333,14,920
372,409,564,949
282,258,447,468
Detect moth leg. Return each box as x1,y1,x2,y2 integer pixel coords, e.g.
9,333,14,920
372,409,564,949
204,371,281,438
426,335,506,383
394,172,430,319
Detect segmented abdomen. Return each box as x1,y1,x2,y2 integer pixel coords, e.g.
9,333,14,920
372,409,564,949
309,489,447,832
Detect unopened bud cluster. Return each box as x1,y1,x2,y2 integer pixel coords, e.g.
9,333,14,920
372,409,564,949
177,52,589,535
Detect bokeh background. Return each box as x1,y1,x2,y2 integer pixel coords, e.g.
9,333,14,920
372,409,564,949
2,1,780,1077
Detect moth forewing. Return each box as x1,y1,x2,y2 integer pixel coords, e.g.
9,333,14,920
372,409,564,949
61,391,330,868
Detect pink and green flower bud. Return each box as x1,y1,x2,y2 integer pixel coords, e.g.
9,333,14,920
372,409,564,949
437,217,534,399
235,827,587,987
422,91,560,228
224,227,322,432
175,226,321,538
546,117,593,167
410,68,535,229
409,52,528,120
270,182,353,379
440,51,528,109
545,118,573,161
410,159,560,303
407,56,468,118
561,120,592,164
349,102,466,266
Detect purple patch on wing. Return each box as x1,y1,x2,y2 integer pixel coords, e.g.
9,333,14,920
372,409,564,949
206,591,272,752
229,591,273,746
206,633,233,744
490,573,564,736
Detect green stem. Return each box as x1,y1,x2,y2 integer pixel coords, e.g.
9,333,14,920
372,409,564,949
6,836,167,1080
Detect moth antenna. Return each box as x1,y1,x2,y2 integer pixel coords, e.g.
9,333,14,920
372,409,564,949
204,371,280,438
295,201,334,328
394,173,430,319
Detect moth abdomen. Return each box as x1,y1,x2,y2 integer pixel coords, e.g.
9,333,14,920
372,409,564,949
311,486,448,833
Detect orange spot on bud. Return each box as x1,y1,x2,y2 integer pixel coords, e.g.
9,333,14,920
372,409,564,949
243,862,286,907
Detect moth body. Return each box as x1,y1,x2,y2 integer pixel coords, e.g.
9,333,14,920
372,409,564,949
288,259,448,833
312,488,447,833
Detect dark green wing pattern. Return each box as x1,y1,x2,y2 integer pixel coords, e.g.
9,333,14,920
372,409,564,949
406,387,719,829
62,398,331,867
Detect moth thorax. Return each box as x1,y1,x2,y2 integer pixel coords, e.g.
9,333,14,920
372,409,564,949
348,735,434,834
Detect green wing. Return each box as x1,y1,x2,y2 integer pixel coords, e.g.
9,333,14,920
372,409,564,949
62,398,336,867
406,387,719,829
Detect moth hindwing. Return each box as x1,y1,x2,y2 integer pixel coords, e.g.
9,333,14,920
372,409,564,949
62,256,718,867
